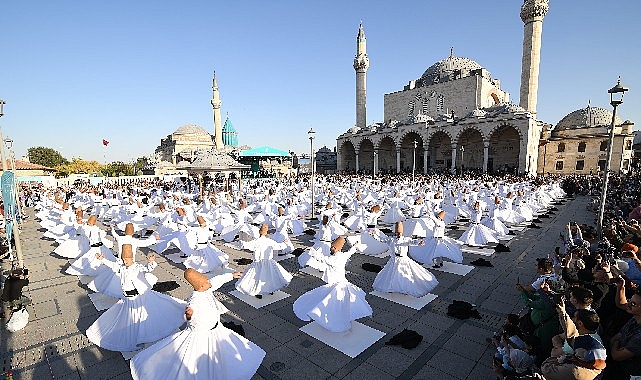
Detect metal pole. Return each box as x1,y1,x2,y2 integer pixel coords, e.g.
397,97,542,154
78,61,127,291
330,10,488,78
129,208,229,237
372,151,376,180
597,103,619,239
412,141,417,183
310,137,315,219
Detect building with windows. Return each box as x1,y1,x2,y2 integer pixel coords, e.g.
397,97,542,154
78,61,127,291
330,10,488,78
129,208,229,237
336,0,635,176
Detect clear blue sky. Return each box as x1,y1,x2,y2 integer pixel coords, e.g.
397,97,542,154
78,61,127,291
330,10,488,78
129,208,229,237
1,1,639,163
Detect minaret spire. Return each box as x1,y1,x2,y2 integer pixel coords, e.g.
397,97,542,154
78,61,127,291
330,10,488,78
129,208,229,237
211,70,224,150
519,0,549,115
354,21,369,129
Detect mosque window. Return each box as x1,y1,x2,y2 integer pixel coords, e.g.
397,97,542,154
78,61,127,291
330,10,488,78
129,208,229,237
600,141,608,151
555,161,564,171
598,159,606,171
557,143,565,153
575,160,584,171
578,142,586,152
437,95,445,113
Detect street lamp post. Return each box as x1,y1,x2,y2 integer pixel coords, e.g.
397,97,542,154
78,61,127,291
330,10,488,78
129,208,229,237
597,77,629,239
460,145,465,174
412,140,417,183
308,128,316,219
372,151,377,180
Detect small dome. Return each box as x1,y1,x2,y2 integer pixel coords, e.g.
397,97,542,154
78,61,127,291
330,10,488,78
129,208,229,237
483,103,528,116
420,55,487,85
555,106,623,131
173,124,210,136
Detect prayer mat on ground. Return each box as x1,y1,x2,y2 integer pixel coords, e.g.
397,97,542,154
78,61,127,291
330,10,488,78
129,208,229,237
299,321,385,358
370,291,437,311
427,261,475,276
229,290,291,309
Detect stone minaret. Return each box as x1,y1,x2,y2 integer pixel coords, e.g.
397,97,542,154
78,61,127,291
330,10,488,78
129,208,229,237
519,0,549,115
211,71,224,150
353,22,369,129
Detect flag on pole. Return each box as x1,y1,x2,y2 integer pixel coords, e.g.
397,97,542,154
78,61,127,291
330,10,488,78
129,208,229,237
102,139,110,146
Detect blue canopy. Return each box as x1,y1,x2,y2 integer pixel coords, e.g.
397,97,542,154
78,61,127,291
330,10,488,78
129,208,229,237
240,146,291,157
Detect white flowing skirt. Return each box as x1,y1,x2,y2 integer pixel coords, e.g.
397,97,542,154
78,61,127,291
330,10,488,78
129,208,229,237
183,246,229,273
459,223,499,247
409,237,463,264
53,236,89,259
235,259,293,296
373,256,438,297
293,281,372,333
86,291,186,352
481,216,510,236
130,324,265,380
65,245,116,277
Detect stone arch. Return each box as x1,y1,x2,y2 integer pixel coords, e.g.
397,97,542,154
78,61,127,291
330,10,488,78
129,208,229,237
427,130,453,171
339,140,356,172
488,124,521,174
399,132,424,174
456,128,484,170
359,139,375,174
377,136,396,174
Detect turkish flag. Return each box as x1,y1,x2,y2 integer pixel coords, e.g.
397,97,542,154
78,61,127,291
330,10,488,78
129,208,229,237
102,139,109,146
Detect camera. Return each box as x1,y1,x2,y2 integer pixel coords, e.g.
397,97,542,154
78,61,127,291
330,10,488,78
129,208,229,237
552,292,564,304
23,268,29,276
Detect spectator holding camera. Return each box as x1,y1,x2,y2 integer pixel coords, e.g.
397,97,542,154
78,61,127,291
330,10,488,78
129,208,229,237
541,300,606,380
619,243,641,287
604,277,641,379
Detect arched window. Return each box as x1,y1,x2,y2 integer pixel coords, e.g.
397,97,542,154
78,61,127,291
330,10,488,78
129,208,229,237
600,141,608,151
557,143,565,153
626,140,633,150
578,142,586,152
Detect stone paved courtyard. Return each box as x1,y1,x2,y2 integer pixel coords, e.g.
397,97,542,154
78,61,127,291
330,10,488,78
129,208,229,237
0,195,596,379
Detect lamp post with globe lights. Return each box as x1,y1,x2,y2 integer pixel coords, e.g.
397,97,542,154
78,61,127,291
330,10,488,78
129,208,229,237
597,77,628,239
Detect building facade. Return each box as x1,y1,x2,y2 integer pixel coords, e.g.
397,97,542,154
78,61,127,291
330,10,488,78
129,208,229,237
336,0,634,176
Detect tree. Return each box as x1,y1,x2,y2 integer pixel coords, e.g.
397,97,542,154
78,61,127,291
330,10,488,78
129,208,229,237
27,147,68,167
56,158,103,177
102,161,135,177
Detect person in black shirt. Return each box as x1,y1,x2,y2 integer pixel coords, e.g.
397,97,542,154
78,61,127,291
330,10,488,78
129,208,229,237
1,268,31,320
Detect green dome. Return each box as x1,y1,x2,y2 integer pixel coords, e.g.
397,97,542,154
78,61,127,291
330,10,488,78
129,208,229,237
222,117,238,147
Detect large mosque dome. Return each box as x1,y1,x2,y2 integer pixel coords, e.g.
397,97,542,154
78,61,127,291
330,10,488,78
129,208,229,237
419,55,488,85
555,106,623,131
173,124,211,136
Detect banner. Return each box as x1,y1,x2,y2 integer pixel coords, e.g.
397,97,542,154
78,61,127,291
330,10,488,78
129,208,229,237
1,171,15,239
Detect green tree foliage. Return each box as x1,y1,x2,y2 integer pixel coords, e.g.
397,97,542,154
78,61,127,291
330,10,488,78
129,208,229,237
27,147,68,167
56,158,103,177
101,161,135,177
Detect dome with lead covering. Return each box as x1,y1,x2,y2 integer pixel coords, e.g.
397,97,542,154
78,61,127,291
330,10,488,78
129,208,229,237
420,55,487,85
173,124,211,136
555,106,623,131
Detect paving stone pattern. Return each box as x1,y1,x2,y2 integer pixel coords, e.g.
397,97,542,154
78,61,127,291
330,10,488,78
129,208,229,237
0,196,594,379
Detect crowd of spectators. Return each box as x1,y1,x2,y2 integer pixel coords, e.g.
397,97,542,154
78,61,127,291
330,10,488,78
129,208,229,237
491,173,641,380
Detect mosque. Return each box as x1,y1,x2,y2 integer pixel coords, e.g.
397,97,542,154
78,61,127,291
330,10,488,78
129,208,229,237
336,0,635,176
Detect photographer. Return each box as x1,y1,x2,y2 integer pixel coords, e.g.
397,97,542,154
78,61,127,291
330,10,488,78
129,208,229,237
1,268,31,320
